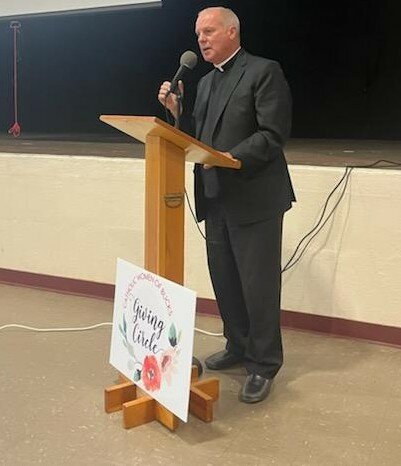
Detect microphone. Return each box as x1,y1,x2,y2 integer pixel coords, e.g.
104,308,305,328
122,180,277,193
169,50,198,95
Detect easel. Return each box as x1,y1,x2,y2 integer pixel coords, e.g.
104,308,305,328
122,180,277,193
105,366,219,430
101,116,240,430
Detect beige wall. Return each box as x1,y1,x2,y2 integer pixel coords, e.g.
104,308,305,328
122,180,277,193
1,153,400,327
0,154,145,282
281,165,401,327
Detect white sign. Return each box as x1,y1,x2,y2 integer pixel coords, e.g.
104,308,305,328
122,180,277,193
109,258,197,422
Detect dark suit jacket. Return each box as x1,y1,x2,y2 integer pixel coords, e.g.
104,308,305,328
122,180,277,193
192,49,296,224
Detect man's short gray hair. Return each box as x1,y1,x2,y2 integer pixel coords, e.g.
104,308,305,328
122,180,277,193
198,7,241,34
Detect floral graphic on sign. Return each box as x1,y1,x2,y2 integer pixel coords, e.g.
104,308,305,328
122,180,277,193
118,303,181,392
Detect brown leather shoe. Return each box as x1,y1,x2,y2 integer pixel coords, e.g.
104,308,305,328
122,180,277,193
239,374,273,403
204,350,243,370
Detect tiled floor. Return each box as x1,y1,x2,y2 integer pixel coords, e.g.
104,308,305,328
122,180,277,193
1,283,400,465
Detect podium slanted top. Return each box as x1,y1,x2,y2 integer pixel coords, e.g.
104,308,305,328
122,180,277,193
100,115,241,169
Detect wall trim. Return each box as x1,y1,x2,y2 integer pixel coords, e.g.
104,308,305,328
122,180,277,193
1,267,400,348
0,268,115,301
196,298,401,348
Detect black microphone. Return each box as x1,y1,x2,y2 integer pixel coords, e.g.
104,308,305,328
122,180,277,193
168,50,198,95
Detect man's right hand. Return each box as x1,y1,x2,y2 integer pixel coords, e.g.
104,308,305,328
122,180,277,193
158,81,184,120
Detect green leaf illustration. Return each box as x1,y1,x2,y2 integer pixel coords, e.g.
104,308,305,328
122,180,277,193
123,314,127,335
168,323,178,347
127,343,136,357
133,369,141,382
119,324,125,338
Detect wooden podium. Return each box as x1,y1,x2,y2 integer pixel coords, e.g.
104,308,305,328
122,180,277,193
100,115,240,430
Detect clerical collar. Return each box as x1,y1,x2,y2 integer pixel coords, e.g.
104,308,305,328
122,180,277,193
214,47,241,72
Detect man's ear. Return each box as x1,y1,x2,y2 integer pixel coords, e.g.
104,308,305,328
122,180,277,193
228,26,237,40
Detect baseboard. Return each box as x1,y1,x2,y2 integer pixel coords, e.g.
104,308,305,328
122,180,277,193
0,268,115,301
196,297,401,348
1,267,400,348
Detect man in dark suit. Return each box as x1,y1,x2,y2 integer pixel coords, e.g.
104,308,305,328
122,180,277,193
159,7,295,403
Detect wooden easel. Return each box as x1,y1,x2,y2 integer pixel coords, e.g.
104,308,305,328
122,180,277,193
105,366,219,430
101,116,240,430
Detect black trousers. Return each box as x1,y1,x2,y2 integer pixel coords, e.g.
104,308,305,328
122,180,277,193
205,201,284,379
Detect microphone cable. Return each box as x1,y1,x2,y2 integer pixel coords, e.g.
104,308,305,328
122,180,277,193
185,188,207,240
184,159,401,273
282,159,401,273
162,85,183,129
282,166,353,273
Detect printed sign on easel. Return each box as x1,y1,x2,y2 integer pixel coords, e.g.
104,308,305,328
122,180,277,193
109,258,197,422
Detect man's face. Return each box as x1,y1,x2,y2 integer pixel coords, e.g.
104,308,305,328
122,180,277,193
195,11,236,65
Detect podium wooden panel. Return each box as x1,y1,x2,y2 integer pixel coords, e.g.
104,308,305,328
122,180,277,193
100,115,240,284
101,115,239,430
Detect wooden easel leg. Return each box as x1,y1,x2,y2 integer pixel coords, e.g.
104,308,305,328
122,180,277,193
191,365,199,383
189,376,220,422
192,378,220,401
122,397,179,431
105,382,137,413
189,386,214,422
123,396,155,428
155,403,180,431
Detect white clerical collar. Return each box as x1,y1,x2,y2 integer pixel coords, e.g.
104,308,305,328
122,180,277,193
214,47,241,72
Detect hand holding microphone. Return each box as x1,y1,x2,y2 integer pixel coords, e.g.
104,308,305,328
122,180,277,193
158,80,184,120
158,50,198,120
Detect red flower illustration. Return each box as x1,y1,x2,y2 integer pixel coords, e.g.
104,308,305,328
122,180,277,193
142,355,161,391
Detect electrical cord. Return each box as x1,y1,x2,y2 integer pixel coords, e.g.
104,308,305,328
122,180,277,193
282,166,353,272
163,87,182,129
185,188,207,240
0,322,223,337
0,322,112,332
282,159,401,272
